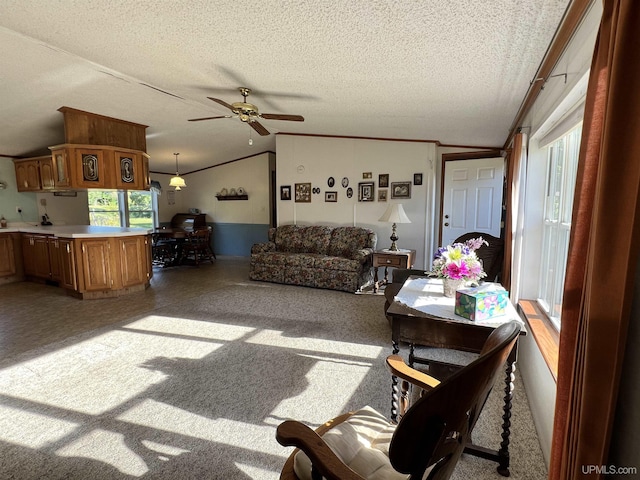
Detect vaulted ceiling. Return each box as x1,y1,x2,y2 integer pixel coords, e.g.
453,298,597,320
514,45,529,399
0,1,570,174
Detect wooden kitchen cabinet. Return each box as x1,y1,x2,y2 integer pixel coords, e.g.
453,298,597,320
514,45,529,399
21,233,52,279
77,238,113,291
118,236,150,287
0,233,23,284
74,148,107,188
17,230,151,298
50,148,72,188
75,236,152,297
57,238,77,290
0,234,16,277
14,156,61,191
14,158,43,191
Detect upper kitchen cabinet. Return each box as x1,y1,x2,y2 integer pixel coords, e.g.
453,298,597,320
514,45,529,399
15,107,150,192
13,156,55,192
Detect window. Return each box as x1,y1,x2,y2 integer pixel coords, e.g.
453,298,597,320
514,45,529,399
538,124,582,329
88,190,157,228
127,191,155,228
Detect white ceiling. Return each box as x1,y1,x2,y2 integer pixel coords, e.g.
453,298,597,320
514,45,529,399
0,0,570,174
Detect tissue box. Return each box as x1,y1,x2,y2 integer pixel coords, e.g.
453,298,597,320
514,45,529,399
455,283,509,321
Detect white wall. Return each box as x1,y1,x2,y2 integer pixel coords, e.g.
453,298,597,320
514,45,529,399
154,152,272,226
36,191,89,225
276,135,436,268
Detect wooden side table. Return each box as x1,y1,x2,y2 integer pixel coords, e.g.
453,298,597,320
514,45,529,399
372,249,416,293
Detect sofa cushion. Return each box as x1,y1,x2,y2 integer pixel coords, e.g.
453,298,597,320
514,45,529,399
328,227,376,258
287,253,323,269
274,225,304,253
315,256,362,272
293,406,408,480
301,226,332,254
251,251,290,266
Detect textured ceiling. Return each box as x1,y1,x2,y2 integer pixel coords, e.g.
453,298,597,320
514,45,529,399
0,0,570,174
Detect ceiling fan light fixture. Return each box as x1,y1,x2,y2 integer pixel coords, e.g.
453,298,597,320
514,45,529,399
169,153,186,190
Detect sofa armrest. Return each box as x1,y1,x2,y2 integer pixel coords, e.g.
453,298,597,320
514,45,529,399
251,242,276,255
352,248,374,263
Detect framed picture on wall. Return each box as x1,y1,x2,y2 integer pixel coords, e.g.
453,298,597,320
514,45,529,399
295,183,312,202
325,191,337,202
414,173,423,185
379,174,389,187
280,185,292,200
358,182,375,202
391,181,411,199
378,189,388,201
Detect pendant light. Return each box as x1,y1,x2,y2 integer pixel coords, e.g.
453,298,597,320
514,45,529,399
169,153,186,190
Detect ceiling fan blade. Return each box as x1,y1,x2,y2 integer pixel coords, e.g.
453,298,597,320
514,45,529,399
207,97,235,111
188,115,232,122
249,121,270,136
261,113,305,122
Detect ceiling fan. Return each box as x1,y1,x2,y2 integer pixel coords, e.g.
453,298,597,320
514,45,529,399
188,87,304,136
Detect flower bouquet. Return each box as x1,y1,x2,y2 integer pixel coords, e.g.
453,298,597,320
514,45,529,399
429,237,487,296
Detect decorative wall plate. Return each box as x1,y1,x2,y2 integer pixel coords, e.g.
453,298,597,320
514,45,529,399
328,177,335,187
342,177,349,188
346,187,353,198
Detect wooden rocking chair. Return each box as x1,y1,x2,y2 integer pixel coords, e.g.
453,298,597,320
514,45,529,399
276,321,521,480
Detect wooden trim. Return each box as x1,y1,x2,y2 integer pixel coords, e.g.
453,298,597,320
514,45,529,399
437,143,502,150
57,106,148,128
504,0,594,149
441,149,502,161
517,299,559,381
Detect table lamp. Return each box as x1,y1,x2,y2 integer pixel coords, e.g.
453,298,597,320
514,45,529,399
379,203,411,251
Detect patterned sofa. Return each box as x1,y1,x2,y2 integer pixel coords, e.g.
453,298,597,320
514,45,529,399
249,225,377,292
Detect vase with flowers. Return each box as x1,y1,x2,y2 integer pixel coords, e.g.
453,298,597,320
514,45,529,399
429,237,488,297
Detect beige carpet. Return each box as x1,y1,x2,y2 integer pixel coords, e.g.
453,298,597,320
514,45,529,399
0,257,547,479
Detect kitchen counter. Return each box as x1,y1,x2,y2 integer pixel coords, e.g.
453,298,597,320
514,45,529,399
0,225,152,238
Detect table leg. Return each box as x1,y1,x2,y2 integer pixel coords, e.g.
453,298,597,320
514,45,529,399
373,266,380,293
497,358,516,476
390,339,400,422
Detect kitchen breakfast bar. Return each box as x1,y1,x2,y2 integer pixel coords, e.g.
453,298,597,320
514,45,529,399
0,225,152,299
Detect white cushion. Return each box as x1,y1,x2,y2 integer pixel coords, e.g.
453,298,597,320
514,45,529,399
293,406,409,480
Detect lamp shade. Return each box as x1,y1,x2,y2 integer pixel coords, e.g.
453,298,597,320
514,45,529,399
169,175,186,189
379,203,411,223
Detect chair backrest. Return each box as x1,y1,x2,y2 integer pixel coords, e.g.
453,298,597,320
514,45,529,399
187,228,210,245
453,232,504,282
389,321,520,480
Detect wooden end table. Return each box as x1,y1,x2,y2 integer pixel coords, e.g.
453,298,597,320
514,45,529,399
372,249,416,293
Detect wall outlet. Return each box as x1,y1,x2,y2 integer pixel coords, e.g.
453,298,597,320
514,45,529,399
16,207,22,214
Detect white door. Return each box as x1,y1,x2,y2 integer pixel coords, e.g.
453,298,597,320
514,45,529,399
441,157,504,246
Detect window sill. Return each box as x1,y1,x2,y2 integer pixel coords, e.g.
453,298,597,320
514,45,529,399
517,299,559,382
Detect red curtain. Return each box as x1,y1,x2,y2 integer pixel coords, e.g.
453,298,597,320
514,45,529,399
502,133,526,293
550,1,640,478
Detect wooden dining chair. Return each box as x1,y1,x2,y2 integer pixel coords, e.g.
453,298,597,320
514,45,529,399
276,321,521,480
181,227,215,266
453,232,504,282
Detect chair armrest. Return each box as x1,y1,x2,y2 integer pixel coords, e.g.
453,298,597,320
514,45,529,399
251,242,276,254
276,420,365,480
351,248,373,263
386,355,441,391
